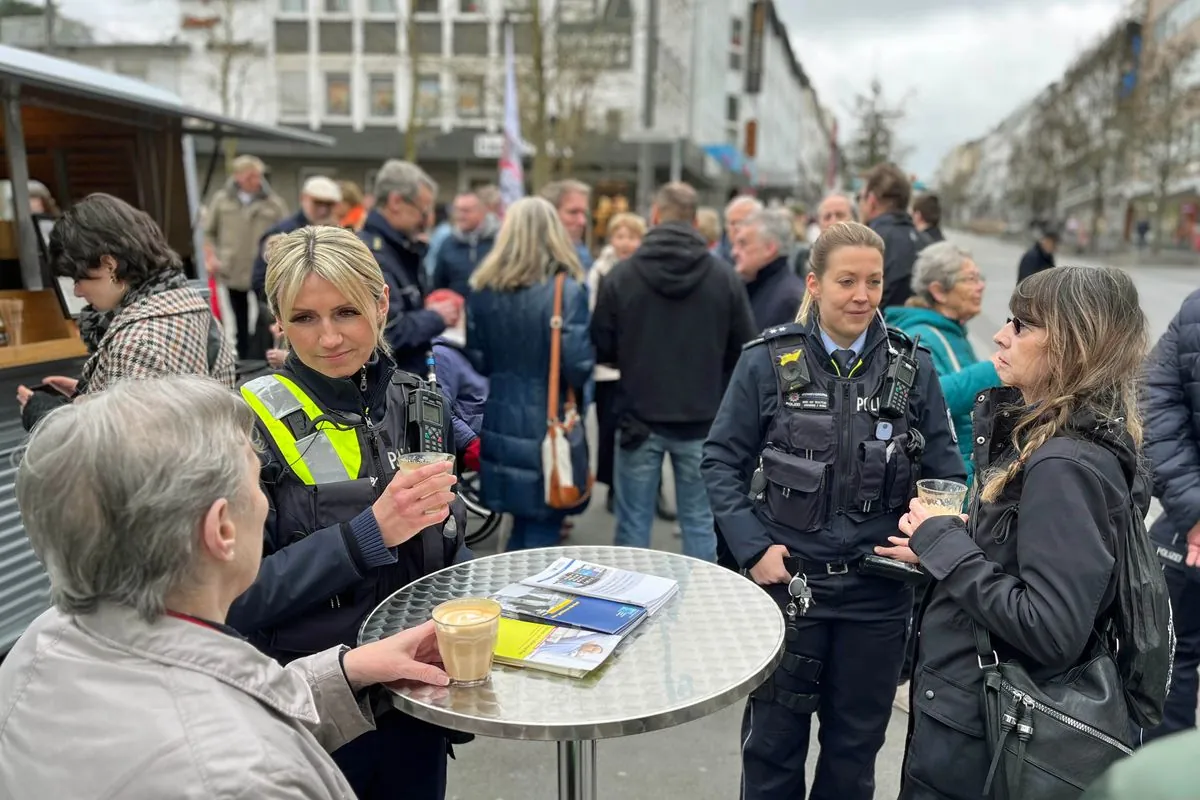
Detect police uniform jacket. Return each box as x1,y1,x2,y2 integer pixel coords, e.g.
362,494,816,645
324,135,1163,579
900,388,1143,800
1142,287,1200,569
701,317,965,620
227,351,465,662
251,209,309,299
359,209,447,375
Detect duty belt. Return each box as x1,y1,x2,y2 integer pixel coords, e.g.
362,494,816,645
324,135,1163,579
783,556,851,576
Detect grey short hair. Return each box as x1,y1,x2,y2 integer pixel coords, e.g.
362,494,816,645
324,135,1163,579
912,241,972,299
17,376,256,622
539,179,591,209
744,208,796,256
818,192,859,222
725,195,763,217
231,155,266,175
373,159,438,206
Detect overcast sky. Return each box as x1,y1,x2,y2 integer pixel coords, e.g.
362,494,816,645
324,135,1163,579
780,0,1127,180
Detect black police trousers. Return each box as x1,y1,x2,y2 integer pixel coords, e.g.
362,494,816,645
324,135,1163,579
333,710,449,799
741,612,907,800
1143,566,1200,744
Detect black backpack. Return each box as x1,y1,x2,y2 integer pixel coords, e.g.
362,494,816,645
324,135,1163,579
1106,469,1175,728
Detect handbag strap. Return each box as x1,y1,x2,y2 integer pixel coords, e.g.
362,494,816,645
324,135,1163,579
547,271,565,424
973,622,1000,670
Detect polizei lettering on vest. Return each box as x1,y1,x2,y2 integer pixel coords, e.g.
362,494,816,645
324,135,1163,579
856,395,881,414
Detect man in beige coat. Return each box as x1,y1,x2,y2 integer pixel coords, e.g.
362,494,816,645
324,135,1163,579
204,154,288,359
0,376,451,799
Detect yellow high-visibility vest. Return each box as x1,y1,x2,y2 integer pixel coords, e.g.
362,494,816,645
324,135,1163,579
241,374,364,485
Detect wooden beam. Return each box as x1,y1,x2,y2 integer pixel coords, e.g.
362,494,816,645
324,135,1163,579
2,83,44,290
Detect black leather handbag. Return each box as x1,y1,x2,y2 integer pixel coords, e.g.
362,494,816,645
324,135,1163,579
973,624,1135,800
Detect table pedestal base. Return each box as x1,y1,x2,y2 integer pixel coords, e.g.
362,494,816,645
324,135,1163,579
556,739,597,800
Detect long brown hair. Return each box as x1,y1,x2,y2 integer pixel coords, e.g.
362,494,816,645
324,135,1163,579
979,266,1147,503
795,221,885,325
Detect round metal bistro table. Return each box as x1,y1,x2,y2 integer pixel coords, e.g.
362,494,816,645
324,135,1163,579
358,545,785,800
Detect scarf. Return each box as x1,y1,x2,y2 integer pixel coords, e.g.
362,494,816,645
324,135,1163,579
77,268,192,354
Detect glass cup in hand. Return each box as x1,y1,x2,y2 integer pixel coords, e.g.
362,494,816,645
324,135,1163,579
431,597,502,686
396,452,456,514
916,479,969,516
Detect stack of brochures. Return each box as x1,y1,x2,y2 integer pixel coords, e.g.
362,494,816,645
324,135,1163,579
490,558,680,679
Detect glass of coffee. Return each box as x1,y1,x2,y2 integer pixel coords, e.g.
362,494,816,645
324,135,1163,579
431,597,502,687
916,479,969,516
396,452,456,514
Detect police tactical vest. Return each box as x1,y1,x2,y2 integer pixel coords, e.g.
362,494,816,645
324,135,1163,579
241,371,462,655
754,323,923,535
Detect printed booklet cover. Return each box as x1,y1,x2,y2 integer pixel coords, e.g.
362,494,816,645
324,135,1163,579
490,583,646,636
493,618,623,678
520,558,679,615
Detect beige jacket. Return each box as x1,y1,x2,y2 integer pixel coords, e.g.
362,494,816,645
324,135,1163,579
0,605,374,800
204,179,288,291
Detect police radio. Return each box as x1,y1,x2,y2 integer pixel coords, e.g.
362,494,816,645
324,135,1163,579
878,334,920,419
405,351,447,453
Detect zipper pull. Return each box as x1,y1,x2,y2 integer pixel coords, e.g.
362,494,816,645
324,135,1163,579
984,693,1022,794
359,367,368,394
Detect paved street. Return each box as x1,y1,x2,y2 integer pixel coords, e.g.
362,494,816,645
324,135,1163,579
444,231,1182,800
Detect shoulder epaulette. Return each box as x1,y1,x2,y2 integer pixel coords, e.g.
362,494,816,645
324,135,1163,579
743,336,766,350
761,322,804,340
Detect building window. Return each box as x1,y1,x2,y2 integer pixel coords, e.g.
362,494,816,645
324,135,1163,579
726,95,739,123
731,17,743,48
369,73,395,116
325,72,351,116
113,58,148,82
324,0,349,11
457,75,484,118
459,0,483,11
279,0,307,11
368,0,394,10
278,70,309,115
417,73,441,119
729,51,741,71
605,109,623,137
415,0,439,12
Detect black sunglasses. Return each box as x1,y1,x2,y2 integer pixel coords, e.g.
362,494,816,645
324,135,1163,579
1007,316,1029,334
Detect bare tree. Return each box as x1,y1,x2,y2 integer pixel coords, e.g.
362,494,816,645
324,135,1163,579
1006,93,1067,223
1048,31,1130,251
206,0,259,171
404,0,420,162
1131,35,1200,253
847,78,911,173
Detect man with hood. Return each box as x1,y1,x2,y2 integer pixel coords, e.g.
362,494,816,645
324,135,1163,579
860,162,929,309
432,191,499,301
590,182,757,562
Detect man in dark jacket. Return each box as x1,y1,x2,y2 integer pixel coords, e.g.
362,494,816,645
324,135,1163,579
1017,223,1059,283
1141,287,1200,743
912,193,945,243
860,162,929,308
251,175,343,300
591,181,756,562
359,159,458,375
733,207,805,330
432,191,499,300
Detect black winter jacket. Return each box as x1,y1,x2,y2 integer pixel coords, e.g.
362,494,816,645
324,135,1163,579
591,222,756,438
1143,288,1200,549
745,255,805,331
869,211,928,309
900,387,1143,800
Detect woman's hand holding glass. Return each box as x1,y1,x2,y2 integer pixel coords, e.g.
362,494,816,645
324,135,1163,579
341,620,449,690
876,498,969,565
371,461,457,547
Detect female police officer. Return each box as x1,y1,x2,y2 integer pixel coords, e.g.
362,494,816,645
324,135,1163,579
227,226,466,800
701,221,965,800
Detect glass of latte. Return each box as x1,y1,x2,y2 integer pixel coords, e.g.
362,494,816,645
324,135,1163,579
431,597,502,686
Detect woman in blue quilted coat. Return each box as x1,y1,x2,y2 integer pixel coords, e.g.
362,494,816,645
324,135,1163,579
467,197,594,551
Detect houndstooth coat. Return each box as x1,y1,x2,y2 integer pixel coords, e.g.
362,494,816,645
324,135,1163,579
80,287,236,392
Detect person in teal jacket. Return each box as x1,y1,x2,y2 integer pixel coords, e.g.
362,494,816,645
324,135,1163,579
885,241,1003,486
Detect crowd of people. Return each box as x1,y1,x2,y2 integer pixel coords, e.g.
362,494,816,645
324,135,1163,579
0,151,1195,800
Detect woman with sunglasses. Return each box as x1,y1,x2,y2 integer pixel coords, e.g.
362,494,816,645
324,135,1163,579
890,266,1150,799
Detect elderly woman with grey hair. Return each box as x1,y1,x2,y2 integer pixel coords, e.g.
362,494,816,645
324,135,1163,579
0,376,450,800
884,241,1002,486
